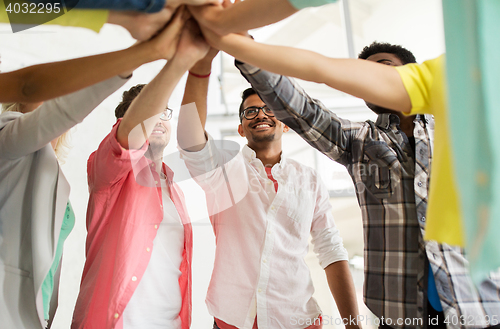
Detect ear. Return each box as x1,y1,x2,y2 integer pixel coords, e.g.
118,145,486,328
238,124,245,137
283,125,290,133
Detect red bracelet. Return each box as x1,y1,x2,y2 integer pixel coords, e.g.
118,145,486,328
189,71,211,78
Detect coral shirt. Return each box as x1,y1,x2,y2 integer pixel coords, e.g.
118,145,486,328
72,120,192,329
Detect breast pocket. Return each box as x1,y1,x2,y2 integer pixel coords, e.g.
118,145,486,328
286,187,315,224
361,142,399,198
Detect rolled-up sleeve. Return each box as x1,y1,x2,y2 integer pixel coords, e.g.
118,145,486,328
310,174,348,268
88,119,150,191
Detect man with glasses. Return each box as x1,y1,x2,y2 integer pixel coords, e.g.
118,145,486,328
178,84,361,329
71,20,210,329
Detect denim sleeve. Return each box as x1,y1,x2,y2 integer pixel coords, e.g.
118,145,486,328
30,0,165,13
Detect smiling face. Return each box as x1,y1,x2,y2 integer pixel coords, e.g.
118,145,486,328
147,119,171,156
237,94,289,148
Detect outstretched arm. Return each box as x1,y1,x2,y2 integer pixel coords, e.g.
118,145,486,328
189,0,297,36
117,17,210,149
0,8,188,104
204,31,411,113
177,47,218,152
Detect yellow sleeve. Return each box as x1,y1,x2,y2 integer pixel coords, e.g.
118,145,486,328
395,55,446,116
49,8,108,32
0,0,108,33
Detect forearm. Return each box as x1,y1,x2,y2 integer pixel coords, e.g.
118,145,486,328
178,61,211,151
118,57,191,149
0,42,158,104
219,34,411,112
0,76,129,159
325,261,361,329
194,0,297,35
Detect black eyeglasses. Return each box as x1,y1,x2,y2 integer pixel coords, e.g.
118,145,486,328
160,108,173,121
240,106,274,120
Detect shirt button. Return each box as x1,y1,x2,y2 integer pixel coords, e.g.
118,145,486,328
146,247,151,252
258,288,262,293
131,276,137,281
418,181,423,187
263,259,267,263
154,225,158,229
151,163,155,166
421,216,426,222
155,180,158,185
114,313,119,319
271,206,275,210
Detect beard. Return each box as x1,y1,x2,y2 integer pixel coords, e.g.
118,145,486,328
146,137,168,161
252,133,276,143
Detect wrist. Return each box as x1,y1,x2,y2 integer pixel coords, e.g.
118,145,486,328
169,55,196,72
189,71,211,78
189,62,212,76
166,0,181,9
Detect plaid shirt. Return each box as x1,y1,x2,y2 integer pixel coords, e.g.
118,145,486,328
237,62,500,329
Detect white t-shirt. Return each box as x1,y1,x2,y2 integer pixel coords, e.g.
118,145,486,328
123,177,185,329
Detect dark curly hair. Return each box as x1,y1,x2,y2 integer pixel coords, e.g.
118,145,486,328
358,42,416,64
238,87,258,122
114,84,145,119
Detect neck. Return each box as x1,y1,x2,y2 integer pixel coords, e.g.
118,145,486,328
145,148,164,175
248,141,282,167
396,113,416,137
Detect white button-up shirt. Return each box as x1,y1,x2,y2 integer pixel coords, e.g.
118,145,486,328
180,136,348,329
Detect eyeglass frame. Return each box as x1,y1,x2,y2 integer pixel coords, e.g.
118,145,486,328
160,108,173,121
240,105,275,121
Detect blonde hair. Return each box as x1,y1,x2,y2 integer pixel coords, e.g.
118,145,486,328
1,103,71,162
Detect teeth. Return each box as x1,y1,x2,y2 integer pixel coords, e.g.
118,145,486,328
255,124,270,128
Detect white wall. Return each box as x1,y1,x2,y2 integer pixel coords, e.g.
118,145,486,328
0,1,445,327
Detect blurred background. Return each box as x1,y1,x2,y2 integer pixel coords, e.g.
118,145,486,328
0,1,445,328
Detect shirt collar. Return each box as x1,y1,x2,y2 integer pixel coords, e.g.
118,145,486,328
241,144,286,169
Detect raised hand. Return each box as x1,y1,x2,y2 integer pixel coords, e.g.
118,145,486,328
174,19,211,68
147,7,191,60
167,0,222,10
107,7,175,41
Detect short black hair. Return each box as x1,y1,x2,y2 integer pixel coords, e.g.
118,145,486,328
239,88,258,121
115,84,145,119
358,42,416,64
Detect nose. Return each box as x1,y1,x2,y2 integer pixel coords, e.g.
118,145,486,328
255,107,269,120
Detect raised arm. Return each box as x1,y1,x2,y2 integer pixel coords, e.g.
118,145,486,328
236,61,361,165
205,31,411,113
117,17,210,149
177,47,218,152
189,0,297,36
0,8,186,104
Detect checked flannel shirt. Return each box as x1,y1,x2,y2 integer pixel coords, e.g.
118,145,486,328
237,61,500,329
